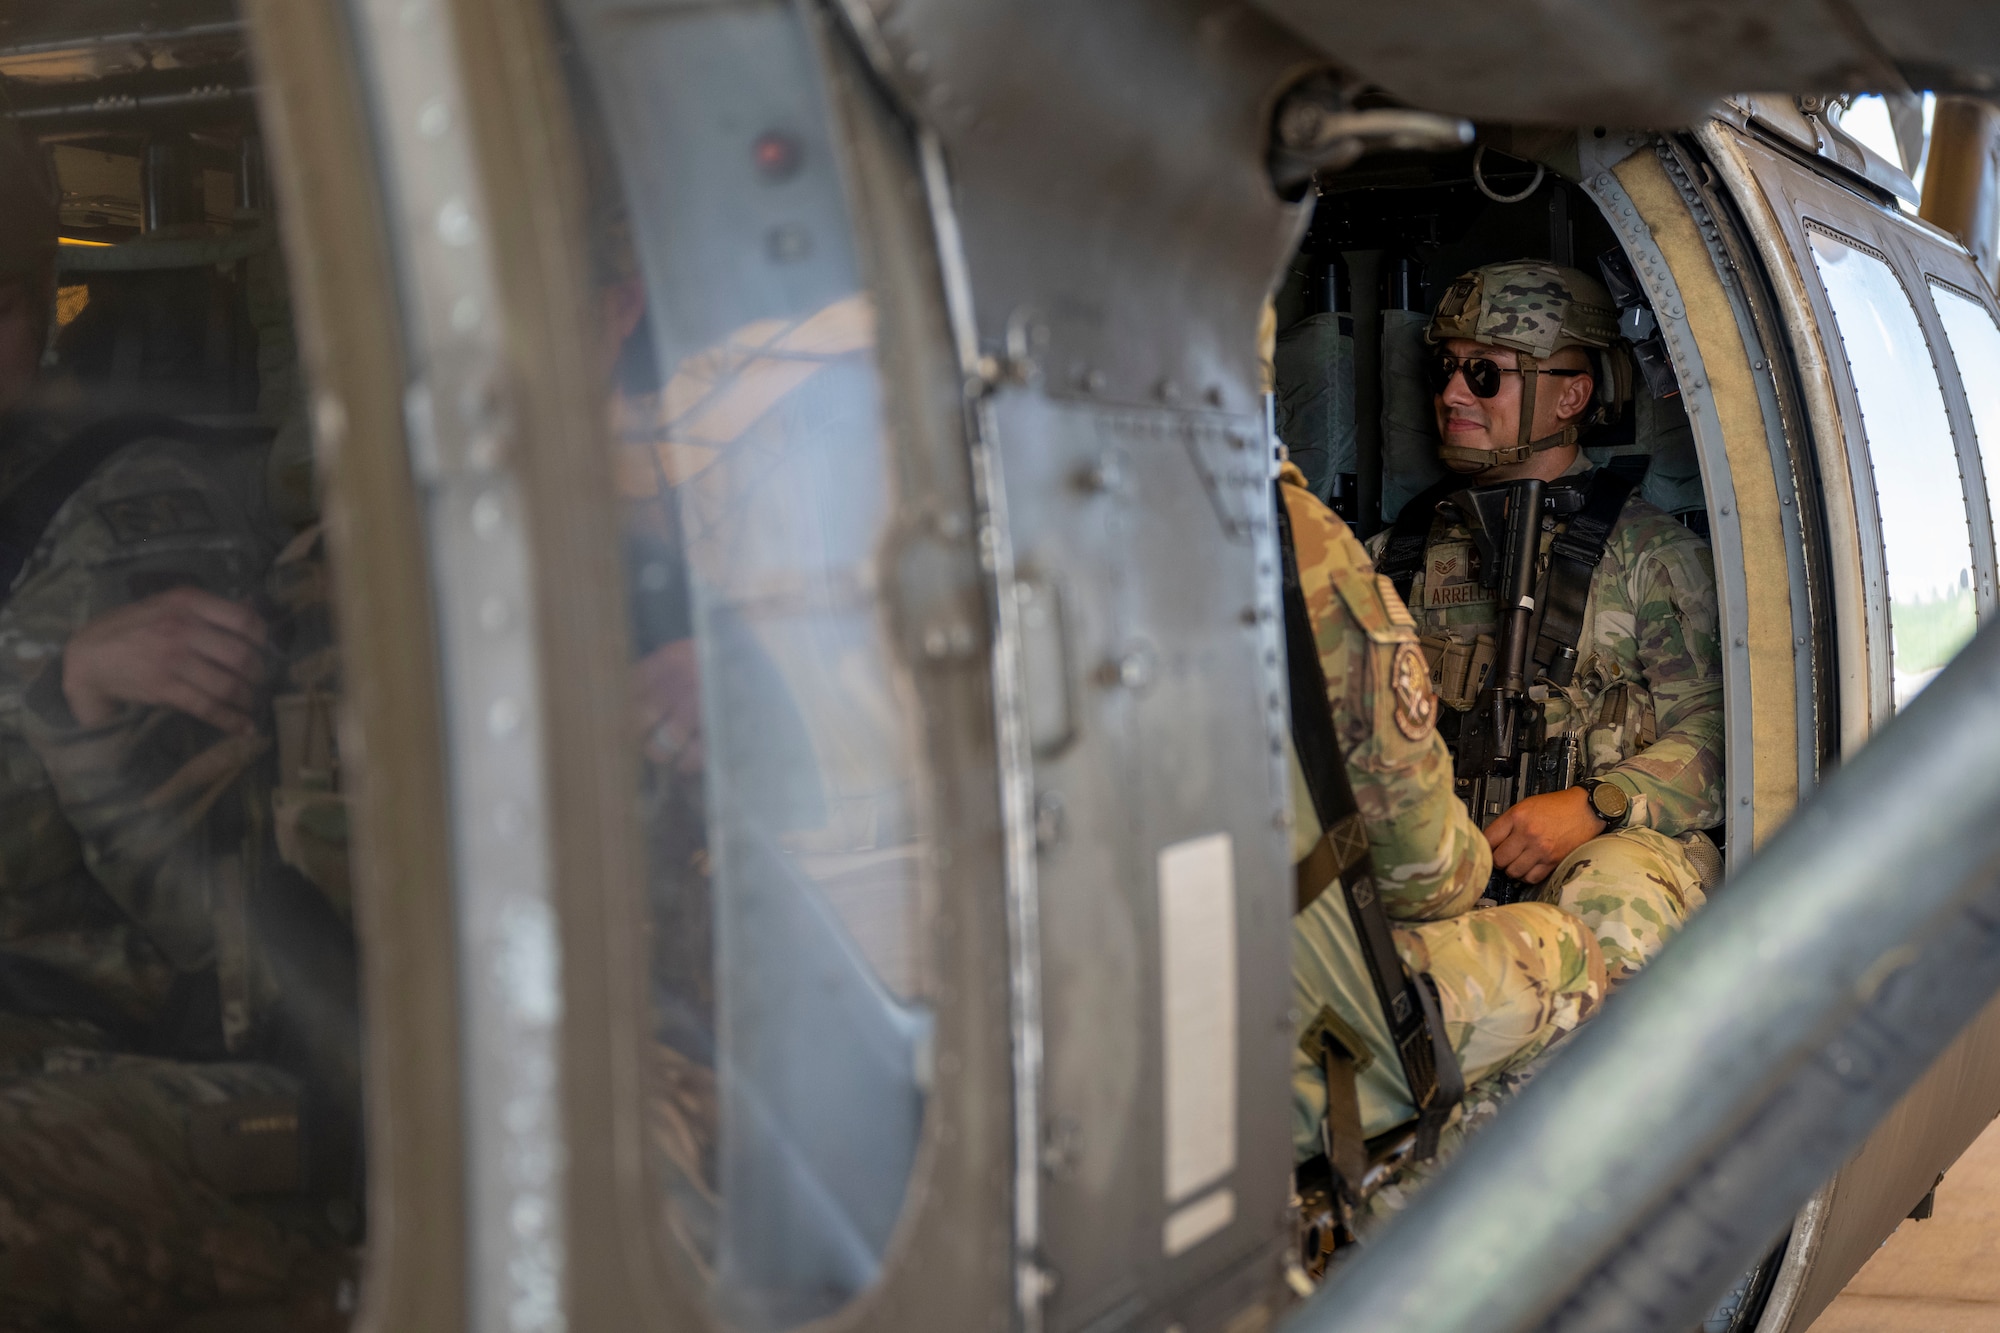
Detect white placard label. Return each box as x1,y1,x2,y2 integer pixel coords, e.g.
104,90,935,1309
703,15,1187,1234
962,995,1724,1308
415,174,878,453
1163,1187,1236,1257
1158,832,1237,1206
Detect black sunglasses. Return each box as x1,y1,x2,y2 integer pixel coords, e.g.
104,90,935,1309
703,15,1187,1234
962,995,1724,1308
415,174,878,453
1426,352,1588,399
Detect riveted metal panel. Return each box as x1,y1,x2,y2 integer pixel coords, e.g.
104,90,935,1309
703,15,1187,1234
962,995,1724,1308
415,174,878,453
1247,0,2000,128
993,389,1292,1333
830,3,1315,1327
838,0,1312,419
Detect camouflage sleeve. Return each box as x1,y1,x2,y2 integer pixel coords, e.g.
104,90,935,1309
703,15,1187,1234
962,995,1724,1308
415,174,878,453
20,668,266,972
1281,465,1490,921
1601,514,1725,835
0,634,82,898
0,435,285,971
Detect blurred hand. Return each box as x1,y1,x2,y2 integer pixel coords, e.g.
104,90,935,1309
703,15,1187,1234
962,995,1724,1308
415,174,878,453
61,587,272,734
1485,786,1606,885
634,637,703,775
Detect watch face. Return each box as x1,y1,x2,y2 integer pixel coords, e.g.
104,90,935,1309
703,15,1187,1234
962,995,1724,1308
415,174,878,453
1590,782,1630,821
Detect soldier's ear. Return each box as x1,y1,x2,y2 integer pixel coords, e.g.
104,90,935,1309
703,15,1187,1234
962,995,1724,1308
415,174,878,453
1557,369,1596,423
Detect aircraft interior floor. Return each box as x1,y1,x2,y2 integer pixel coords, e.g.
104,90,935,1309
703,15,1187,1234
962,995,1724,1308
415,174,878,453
1809,1113,2000,1332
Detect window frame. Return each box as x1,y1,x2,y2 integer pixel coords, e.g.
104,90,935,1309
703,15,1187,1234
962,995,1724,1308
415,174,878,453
1723,129,1997,736
243,1,471,1329
1800,218,1981,707
1696,114,2000,1333
1921,271,2000,586
312,0,1022,1329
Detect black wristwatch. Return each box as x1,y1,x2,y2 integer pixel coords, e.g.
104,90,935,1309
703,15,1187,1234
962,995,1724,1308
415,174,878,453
1577,777,1631,830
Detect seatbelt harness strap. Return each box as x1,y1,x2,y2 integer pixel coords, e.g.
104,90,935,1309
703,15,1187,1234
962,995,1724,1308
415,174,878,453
1318,1031,1368,1189
1276,483,1464,1169
1379,475,1466,604
1531,455,1648,686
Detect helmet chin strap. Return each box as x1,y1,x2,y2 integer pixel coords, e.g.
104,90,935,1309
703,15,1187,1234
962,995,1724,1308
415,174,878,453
1437,350,1580,472
1438,427,1577,471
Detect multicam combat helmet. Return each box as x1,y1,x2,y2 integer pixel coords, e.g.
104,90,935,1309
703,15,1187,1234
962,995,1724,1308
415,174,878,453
1426,260,1620,469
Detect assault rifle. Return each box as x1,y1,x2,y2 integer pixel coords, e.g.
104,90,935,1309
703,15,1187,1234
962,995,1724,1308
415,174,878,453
1448,478,1583,906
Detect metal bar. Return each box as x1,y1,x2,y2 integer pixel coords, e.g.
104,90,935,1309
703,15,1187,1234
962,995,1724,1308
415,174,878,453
0,20,243,61
1283,618,2000,1333
11,83,253,123
56,229,270,272
13,82,252,122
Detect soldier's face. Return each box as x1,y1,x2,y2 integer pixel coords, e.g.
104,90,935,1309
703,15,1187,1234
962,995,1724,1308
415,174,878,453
1432,337,1593,468
1434,337,1524,456
0,276,39,415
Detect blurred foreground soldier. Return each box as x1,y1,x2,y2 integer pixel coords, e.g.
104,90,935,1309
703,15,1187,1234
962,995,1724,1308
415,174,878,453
1279,457,1605,1256
0,126,355,1329
1370,261,1725,985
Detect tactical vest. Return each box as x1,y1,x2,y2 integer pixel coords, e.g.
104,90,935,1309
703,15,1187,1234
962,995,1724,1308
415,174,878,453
1380,463,1659,781
0,421,349,1056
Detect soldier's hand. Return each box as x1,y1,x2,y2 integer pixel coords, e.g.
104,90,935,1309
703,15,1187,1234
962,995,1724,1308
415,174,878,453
1485,788,1606,885
61,587,272,734
634,637,703,775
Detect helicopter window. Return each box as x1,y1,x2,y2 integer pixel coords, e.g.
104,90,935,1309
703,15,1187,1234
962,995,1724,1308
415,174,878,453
550,1,935,1325
0,7,363,1328
1926,279,2000,568
1805,224,1975,706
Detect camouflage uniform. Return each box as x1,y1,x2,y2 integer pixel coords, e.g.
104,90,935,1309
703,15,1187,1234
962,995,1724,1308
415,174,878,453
1281,465,1607,1158
1371,261,1726,986
0,425,354,1329
1375,456,1724,983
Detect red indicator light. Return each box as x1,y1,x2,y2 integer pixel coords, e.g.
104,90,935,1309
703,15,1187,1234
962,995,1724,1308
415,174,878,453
753,132,800,180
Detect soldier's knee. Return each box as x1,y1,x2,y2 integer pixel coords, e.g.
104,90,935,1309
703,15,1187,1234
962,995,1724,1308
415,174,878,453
1543,827,1707,988
1511,900,1603,971
1506,901,1608,1017
1427,903,1606,1089
1548,828,1704,926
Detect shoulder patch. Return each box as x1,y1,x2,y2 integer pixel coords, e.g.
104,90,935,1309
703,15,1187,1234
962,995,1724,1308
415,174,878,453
1390,640,1437,739
98,490,217,545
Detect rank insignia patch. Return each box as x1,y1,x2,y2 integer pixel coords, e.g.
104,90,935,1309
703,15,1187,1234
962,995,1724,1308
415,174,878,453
1391,640,1437,739
99,490,217,545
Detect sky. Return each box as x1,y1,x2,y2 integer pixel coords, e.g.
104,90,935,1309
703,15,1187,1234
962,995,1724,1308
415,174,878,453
1834,92,1938,201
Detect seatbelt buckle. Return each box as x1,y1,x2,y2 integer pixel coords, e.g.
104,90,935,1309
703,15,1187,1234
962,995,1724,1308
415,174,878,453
1396,1022,1441,1109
